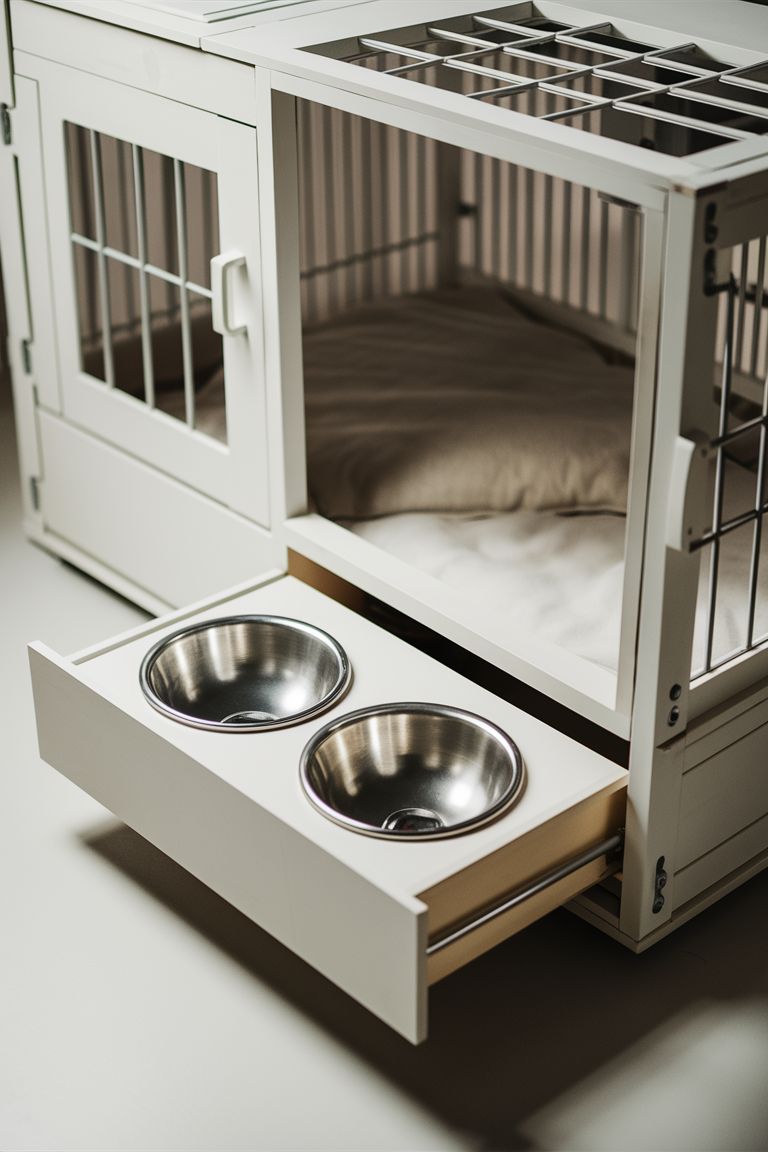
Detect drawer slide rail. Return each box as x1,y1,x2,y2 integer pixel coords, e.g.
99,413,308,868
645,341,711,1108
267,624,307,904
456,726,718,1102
426,831,624,956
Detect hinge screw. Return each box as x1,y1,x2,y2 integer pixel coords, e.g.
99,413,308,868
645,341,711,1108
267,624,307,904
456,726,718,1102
667,705,680,726
669,684,682,701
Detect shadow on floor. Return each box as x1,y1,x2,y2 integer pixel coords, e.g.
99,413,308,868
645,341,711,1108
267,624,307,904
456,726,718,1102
83,820,768,1152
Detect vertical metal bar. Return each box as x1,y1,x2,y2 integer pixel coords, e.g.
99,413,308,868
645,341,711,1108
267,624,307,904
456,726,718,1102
704,277,737,671
116,137,136,323
524,165,534,290
396,126,408,294
621,205,635,330
508,161,518,286
580,185,591,312
173,158,195,429
74,123,98,339
417,127,428,289
202,165,214,289
321,103,337,317
746,368,768,646
342,112,356,306
300,101,317,322
491,156,501,282
599,198,609,320
132,144,155,409
561,178,572,305
89,129,115,388
750,237,766,381
735,243,749,372
473,149,483,276
163,154,175,313
361,115,374,300
542,172,553,299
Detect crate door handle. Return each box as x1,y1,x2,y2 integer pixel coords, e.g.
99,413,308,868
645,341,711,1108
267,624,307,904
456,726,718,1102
211,252,247,336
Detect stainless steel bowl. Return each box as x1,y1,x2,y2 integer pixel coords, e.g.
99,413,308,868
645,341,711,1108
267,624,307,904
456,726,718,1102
300,703,524,839
139,615,351,732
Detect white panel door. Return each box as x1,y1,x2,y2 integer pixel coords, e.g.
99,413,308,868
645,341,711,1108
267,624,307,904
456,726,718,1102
33,59,268,525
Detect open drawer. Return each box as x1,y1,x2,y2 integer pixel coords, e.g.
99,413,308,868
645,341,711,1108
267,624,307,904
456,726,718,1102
29,571,626,1043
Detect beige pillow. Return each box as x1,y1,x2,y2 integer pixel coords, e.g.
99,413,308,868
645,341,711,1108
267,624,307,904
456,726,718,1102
304,288,634,520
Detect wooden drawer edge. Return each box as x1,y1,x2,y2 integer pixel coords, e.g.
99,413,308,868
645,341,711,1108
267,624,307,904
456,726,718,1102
421,779,626,984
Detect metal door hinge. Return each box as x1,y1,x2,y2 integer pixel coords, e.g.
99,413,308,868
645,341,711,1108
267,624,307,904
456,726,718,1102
652,855,668,914
1,104,11,146
29,476,40,511
21,339,32,374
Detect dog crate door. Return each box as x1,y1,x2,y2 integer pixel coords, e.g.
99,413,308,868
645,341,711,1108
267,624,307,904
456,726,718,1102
35,62,268,525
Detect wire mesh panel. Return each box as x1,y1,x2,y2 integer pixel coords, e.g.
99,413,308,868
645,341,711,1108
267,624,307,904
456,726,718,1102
306,5,768,159
692,247,768,679
64,123,226,443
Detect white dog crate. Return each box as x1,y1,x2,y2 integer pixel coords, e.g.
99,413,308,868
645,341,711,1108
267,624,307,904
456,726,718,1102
4,0,768,1040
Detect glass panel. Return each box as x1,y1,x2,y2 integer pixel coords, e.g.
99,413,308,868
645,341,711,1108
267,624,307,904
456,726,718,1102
183,162,220,290
107,256,144,399
65,122,97,240
189,292,226,443
98,133,139,257
72,243,105,380
148,276,186,422
143,147,179,275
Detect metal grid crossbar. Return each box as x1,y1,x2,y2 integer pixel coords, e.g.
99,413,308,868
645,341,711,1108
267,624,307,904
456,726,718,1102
692,254,768,680
308,6,768,159
64,122,225,442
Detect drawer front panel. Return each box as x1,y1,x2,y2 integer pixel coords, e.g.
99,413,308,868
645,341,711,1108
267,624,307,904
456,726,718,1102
30,576,625,1042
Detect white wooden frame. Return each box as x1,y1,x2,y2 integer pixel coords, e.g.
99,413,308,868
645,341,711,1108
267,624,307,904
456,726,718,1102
17,50,271,525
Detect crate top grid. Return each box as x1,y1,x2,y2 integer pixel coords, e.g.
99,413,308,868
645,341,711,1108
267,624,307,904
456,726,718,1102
200,0,768,202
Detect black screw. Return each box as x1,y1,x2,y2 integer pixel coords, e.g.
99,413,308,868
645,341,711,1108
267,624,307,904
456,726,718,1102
653,895,665,914
668,706,680,726
670,684,682,701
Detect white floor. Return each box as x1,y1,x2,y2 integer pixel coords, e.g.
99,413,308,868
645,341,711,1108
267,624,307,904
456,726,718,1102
3,380,768,1152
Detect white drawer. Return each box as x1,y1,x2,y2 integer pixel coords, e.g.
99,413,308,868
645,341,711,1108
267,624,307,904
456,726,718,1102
29,573,625,1042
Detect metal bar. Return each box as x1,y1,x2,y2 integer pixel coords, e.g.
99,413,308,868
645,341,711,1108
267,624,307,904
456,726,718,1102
173,158,195,429
321,102,337,315
711,410,768,448
132,145,155,409
621,205,635,329
580,185,591,311
561,177,572,304
398,125,408,294
299,100,316,321
116,138,136,323
735,244,749,371
599,196,609,319
704,277,737,671
693,500,768,551
359,38,440,64
89,129,115,389
746,371,768,646
426,832,624,957
750,238,766,380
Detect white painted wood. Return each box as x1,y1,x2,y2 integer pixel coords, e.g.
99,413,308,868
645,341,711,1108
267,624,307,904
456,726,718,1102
38,411,282,608
615,206,664,720
262,68,672,212
673,815,768,911
283,513,624,736
678,713,768,869
0,77,41,527
258,82,307,524
14,0,358,48
21,53,270,524
0,0,12,105
29,575,626,1039
7,77,61,413
11,4,260,123
621,190,721,942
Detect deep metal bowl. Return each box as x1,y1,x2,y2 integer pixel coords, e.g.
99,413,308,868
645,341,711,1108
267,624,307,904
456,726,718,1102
300,703,524,839
139,615,351,732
